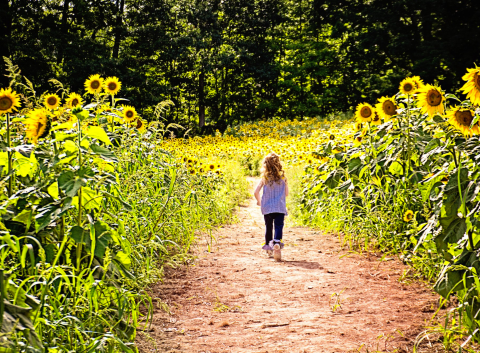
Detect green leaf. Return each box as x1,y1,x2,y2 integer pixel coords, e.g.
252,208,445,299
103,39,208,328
73,109,89,121
71,187,102,210
90,144,117,162
47,182,59,199
114,251,131,269
58,171,86,197
69,226,90,245
63,140,78,153
347,157,361,173
12,209,33,231
434,268,463,298
14,152,37,178
388,161,403,176
85,126,111,145
93,221,112,258
0,152,7,167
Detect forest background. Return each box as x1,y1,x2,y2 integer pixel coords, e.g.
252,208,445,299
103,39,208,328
1,0,479,132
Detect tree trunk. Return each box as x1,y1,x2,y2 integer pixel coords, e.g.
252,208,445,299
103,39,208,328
112,0,125,59
57,0,70,64
0,0,11,87
199,71,205,128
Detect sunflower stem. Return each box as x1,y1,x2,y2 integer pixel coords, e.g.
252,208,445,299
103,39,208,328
6,113,13,197
406,94,411,185
111,94,115,132
76,112,83,272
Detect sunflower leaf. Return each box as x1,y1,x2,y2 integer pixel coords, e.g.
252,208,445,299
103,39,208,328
90,144,117,162
58,171,87,197
85,126,111,145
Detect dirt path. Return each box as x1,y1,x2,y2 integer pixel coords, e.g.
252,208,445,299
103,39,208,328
137,178,441,353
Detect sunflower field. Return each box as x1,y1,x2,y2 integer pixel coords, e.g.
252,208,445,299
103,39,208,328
298,66,480,346
0,61,250,352
6,52,480,351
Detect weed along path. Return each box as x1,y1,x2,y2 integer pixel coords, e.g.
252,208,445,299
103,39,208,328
138,178,440,353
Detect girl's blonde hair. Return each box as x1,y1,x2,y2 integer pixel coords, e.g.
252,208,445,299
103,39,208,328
261,152,285,185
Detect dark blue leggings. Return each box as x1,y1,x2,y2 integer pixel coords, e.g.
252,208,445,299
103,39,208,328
264,213,285,244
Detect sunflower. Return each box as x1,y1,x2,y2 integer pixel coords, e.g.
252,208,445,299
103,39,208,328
0,87,21,114
189,169,196,175
104,76,122,95
411,76,424,92
134,117,147,133
417,85,445,117
208,163,216,171
329,134,335,140
460,66,480,106
370,111,382,125
24,108,50,144
353,135,363,146
375,96,397,121
122,105,137,123
355,103,375,123
84,74,104,94
399,78,417,95
44,93,61,110
66,92,83,108
403,210,414,222
446,106,479,136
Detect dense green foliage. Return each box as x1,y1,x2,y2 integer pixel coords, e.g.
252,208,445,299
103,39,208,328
1,0,478,130
297,89,480,347
0,69,248,351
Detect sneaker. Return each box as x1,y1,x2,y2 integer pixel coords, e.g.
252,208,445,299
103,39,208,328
270,240,284,249
266,250,273,258
273,244,281,262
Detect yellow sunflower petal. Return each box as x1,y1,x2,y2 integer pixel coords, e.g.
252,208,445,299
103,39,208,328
0,87,21,114
416,84,445,117
399,78,417,95
104,76,122,95
66,92,83,108
355,103,375,122
446,106,478,137
375,96,397,121
84,74,104,95
460,65,480,106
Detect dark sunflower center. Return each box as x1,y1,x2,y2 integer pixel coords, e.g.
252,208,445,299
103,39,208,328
329,134,335,140
0,96,13,111
47,97,57,106
404,83,414,92
427,89,442,106
356,136,362,142
35,122,44,136
360,106,372,118
126,111,134,118
108,82,117,91
210,165,214,169
475,73,480,90
455,110,473,126
72,98,79,106
91,80,100,89
136,119,142,129
383,100,396,115
406,213,413,220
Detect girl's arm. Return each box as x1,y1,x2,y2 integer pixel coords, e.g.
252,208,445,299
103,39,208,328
254,180,264,206
285,178,289,197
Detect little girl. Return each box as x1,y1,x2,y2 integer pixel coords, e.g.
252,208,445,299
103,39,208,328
254,152,289,261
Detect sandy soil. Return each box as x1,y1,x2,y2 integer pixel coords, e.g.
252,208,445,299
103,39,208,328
137,178,442,353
